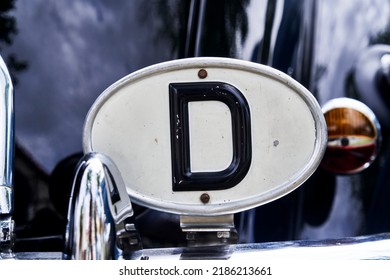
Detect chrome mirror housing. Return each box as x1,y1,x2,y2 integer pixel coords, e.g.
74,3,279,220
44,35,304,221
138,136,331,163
63,152,141,260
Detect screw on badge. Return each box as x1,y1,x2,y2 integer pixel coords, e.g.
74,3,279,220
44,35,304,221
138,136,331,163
198,69,207,79
200,193,210,204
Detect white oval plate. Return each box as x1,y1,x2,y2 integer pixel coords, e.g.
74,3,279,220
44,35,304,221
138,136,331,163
83,57,327,216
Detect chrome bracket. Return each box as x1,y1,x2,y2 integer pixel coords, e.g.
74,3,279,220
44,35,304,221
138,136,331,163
116,218,142,258
0,215,14,254
180,214,238,247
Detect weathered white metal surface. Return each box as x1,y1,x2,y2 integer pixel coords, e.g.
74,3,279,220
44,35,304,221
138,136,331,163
83,57,327,215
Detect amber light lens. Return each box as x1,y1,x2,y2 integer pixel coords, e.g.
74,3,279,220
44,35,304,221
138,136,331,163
321,105,379,174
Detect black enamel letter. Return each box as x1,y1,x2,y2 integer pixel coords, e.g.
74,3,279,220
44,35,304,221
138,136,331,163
169,82,251,191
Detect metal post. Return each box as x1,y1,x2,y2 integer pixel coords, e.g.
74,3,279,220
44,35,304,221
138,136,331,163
0,56,14,255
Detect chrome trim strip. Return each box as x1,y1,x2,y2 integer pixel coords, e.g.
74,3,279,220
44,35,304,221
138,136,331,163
0,55,14,214
135,233,390,260
5,233,390,260
0,55,14,254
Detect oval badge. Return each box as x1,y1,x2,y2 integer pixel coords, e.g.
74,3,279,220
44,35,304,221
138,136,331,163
83,57,327,216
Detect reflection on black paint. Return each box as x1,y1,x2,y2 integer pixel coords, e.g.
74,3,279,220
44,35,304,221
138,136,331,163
137,0,191,58
198,0,249,57
0,0,28,85
138,0,250,58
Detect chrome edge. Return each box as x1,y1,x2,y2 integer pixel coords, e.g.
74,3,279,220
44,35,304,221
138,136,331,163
0,55,14,254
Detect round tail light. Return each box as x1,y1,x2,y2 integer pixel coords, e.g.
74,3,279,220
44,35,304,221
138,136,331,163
321,98,381,174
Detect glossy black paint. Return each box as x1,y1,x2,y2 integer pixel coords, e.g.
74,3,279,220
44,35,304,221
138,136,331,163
1,0,390,250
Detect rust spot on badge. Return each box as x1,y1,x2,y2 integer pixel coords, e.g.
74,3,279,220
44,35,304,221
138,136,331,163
198,69,208,79
200,193,210,204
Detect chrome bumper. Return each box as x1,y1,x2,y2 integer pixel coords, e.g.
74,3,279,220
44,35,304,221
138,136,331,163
4,233,390,260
